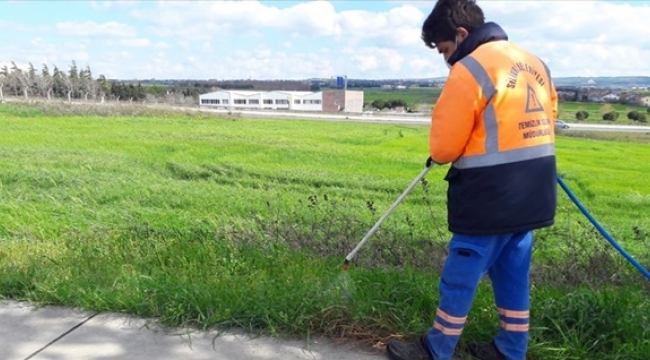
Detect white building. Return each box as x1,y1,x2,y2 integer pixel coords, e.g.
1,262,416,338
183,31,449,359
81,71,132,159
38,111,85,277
198,90,260,110
602,93,620,102
199,90,323,111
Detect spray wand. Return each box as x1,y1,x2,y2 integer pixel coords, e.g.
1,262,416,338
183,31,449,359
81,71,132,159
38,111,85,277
343,165,433,270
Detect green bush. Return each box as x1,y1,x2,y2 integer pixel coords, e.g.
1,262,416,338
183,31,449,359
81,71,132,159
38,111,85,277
627,110,640,121
371,99,408,110
575,110,589,120
602,111,619,121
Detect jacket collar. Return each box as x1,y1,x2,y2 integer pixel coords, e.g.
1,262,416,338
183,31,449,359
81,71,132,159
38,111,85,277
447,22,509,66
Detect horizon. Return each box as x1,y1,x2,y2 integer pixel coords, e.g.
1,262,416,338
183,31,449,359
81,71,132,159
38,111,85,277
105,76,650,82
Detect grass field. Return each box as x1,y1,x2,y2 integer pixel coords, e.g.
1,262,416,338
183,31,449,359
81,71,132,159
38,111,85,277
1,102,649,359
559,101,649,122
362,87,650,124
363,87,442,112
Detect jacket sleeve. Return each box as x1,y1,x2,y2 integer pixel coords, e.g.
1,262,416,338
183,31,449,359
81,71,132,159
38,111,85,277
550,81,558,122
429,66,479,164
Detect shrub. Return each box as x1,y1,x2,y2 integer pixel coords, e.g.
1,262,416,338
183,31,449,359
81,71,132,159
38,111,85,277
602,111,618,121
627,110,640,121
575,110,589,120
371,99,408,110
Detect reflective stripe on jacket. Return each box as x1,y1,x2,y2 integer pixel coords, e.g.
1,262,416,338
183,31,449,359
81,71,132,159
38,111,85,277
431,39,558,235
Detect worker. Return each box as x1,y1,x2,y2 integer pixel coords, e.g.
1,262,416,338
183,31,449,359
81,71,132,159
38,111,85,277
386,1,558,359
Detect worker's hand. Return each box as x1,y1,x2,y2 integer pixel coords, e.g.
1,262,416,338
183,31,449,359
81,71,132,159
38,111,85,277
425,156,434,168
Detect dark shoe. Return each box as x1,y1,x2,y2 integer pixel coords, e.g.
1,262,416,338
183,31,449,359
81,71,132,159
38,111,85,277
386,337,433,360
466,341,506,360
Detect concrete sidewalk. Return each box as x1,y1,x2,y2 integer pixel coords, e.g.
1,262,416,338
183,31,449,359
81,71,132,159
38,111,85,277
0,301,385,360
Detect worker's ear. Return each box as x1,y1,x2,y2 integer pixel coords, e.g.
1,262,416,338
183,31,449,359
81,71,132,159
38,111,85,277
456,27,469,42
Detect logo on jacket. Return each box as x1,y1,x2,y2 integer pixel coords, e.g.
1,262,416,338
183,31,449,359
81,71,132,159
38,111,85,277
525,84,545,113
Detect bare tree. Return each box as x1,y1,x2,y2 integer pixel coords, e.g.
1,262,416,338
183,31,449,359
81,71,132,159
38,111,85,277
38,64,54,100
68,60,79,100
8,62,22,97
62,72,73,103
79,64,96,101
27,62,38,98
10,62,29,100
51,66,72,103
0,65,7,102
52,66,64,99
97,74,109,103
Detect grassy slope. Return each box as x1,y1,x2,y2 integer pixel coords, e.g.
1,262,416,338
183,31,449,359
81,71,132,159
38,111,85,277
0,103,649,359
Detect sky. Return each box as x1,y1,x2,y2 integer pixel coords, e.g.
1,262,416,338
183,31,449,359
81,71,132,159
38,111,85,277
1,0,650,80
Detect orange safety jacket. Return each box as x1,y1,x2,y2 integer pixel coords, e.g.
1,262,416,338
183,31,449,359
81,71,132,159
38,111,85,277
430,22,558,235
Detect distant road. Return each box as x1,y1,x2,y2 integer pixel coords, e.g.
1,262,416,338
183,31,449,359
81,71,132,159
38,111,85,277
192,107,430,125
561,123,650,133
193,107,650,133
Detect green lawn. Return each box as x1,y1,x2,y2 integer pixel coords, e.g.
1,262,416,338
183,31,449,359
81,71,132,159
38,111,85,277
0,102,649,359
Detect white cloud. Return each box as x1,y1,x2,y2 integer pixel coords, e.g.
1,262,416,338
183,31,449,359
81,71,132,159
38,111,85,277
0,61,29,72
70,51,90,62
131,1,343,39
387,0,432,9
178,41,191,51
183,49,337,80
271,1,343,37
346,47,404,73
340,46,438,79
55,21,135,37
1,36,92,76
479,1,650,77
89,0,137,11
376,0,650,78
30,37,46,47
132,1,424,47
483,1,649,46
119,38,152,48
4,1,650,79
337,5,424,47
154,42,170,50
115,38,170,49
128,45,425,81
0,20,47,33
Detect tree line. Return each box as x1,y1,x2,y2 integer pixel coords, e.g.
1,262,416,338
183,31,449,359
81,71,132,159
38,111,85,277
0,60,203,104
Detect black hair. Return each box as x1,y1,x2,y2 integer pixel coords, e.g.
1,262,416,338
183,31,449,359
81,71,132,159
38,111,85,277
421,0,485,49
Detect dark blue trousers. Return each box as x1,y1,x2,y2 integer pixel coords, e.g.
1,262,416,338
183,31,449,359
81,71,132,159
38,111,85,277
424,231,533,360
